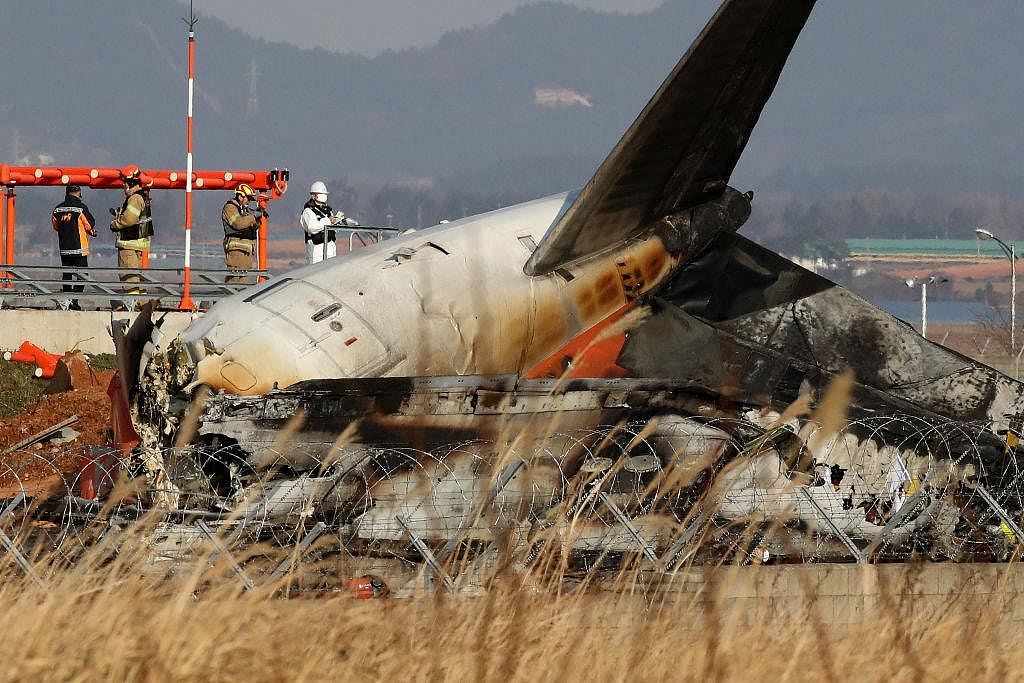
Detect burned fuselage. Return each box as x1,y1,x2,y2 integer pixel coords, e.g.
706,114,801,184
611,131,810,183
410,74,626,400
133,367,1023,565
119,0,1024,569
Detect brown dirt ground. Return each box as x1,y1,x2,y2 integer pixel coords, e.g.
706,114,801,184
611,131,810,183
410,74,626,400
0,352,115,492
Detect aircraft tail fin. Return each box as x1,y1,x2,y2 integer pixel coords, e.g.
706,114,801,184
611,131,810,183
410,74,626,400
525,0,816,276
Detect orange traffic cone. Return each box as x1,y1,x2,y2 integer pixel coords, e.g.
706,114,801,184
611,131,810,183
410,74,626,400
2,341,63,378
36,351,62,379
4,340,41,363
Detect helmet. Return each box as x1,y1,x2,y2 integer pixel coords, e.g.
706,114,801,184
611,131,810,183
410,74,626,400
120,165,141,182
310,181,328,195
235,183,256,199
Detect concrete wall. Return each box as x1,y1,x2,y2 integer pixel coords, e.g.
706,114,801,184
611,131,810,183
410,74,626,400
647,563,1024,624
0,309,197,355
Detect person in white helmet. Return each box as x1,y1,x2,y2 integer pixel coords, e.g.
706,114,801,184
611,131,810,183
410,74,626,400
300,180,354,264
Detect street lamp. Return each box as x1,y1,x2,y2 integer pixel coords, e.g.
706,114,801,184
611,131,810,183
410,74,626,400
905,276,948,339
975,228,1017,352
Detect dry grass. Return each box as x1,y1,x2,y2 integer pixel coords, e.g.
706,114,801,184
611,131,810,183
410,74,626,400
2,350,1020,680
0,528,1020,682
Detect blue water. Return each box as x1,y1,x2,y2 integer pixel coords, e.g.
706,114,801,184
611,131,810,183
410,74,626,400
874,300,991,324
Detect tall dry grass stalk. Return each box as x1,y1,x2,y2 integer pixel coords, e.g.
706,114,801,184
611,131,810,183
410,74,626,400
0,522,1021,681
5,316,1014,679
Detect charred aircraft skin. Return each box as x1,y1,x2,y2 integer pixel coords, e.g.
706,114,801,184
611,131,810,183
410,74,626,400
174,192,686,395
161,373,1023,564
119,0,1024,568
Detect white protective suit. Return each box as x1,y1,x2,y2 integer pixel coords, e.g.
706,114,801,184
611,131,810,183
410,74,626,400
301,202,339,264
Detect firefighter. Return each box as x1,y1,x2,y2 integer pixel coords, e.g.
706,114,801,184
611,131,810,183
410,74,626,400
109,165,154,295
301,180,350,264
222,183,262,285
51,185,97,310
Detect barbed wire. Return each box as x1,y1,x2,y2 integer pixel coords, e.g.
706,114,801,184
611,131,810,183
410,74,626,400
1,414,1022,592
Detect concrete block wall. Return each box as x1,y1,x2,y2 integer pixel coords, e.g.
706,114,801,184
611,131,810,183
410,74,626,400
660,563,1024,625
0,310,197,356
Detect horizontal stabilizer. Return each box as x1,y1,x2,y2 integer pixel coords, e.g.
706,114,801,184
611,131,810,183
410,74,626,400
525,0,816,275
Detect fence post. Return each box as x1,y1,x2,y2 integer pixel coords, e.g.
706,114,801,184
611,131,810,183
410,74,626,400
395,515,455,591
798,486,865,563
598,491,660,563
0,186,6,286
196,519,255,591
257,197,268,282
3,187,14,288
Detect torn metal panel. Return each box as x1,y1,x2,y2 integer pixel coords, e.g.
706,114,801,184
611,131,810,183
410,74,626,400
642,233,1024,429
193,375,735,463
183,376,1009,540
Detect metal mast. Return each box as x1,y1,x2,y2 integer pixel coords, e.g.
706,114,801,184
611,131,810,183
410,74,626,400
179,1,199,309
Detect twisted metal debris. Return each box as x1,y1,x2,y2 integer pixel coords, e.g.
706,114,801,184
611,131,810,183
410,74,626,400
2,412,1023,593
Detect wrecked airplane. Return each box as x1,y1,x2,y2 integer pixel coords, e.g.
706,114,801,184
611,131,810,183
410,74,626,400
111,0,1024,571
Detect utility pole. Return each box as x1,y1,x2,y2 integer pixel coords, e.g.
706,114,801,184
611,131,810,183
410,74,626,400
921,281,928,339
905,276,947,340
178,1,198,310
976,228,1016,352
247,58,261,117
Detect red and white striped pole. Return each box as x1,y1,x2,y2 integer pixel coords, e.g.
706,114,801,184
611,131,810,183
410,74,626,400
178,2,198,310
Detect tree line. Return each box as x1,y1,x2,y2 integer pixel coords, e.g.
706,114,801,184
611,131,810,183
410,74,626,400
746,189,1024,259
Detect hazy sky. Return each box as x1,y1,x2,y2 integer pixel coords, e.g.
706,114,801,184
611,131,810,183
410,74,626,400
192,0,665,55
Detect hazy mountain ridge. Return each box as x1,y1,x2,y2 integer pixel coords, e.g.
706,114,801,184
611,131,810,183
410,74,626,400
1,0,1022,242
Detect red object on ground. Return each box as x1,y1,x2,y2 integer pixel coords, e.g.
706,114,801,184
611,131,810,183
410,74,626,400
5,340,41,363
107,372,141,455
35,351,61,379
347,576,388,599
3,340,63,377
76,448,121,500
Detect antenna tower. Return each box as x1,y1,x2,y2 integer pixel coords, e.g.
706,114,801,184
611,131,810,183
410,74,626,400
247,58,261,116
179,0,199,310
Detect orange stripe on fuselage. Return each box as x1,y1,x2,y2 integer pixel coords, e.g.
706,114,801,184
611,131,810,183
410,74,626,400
523,303,634,379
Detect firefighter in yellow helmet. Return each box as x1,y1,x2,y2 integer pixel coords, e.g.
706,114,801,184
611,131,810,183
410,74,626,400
109,165,154,296
222,183,262,285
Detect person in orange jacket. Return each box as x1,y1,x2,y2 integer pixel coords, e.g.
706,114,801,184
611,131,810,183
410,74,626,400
51,184,97,310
